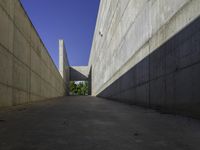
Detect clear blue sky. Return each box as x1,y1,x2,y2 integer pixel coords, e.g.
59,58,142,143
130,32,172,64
20,0,100,67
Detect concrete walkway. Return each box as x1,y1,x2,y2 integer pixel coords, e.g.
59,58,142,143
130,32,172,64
0,96,199,150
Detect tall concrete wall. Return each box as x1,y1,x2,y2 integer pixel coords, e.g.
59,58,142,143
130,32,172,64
89,0,200,116
59,39,70,94
0,0,67,107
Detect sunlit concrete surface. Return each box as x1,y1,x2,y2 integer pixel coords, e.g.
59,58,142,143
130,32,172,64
90,0,200,117
0,0,68,107
0,96,199,150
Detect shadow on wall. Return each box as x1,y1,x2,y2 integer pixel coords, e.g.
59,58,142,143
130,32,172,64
70,67,88,81
98,16,200,119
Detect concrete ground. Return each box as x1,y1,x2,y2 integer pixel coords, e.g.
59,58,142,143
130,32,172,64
0,96,200,150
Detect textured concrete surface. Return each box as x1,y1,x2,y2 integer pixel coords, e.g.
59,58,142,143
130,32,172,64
0,0,67,107
0,96,200,150
99,15,200,118
89,0,200,117
89,0,200,96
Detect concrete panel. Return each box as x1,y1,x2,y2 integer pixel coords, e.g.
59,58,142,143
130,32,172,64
165,74,175,111
0,84,12,107
150,78,165,108
136,57,149,85
30,47,41,75
129,68,137,88
30,71,41,96
150,45,165,80
177,30,200,70
120,88,136,104
13,88,29,105
120,0,147,36
0,6,13,52
13,58,30,92
192,64,200,104
30,27,40,53
191,30,200,63
125,1,151,59
14,0,31,41
41,80,48,98
40,61,49,82
119,71,132,92
0,0,15,18
0,45,13,86
165,41,177,74
13,28,31,66
175,67,193,106
135,83,149,106
30,94,42,102
50,75,56,90
150,0,189,35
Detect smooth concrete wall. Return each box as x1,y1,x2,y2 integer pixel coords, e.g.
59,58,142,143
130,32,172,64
89,0,200,116
0,0,67,107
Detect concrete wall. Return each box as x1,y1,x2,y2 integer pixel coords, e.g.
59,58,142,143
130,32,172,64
89,0,200,116
70,66,89,81
59,39,70,94
0,0,67,107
